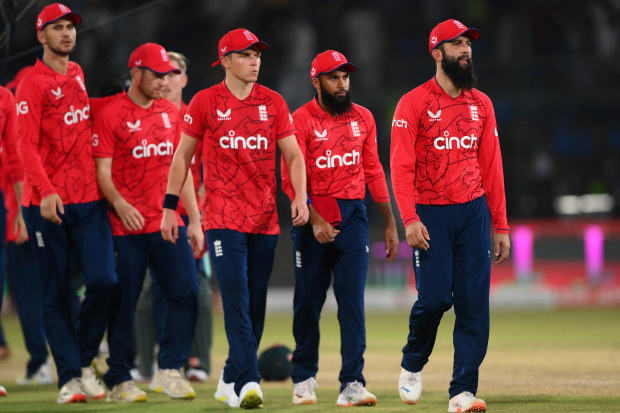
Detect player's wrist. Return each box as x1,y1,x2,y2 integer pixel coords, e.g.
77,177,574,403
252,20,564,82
163,193,179,210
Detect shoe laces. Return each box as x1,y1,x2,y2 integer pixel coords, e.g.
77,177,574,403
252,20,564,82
295,378,317,396
453,391,475,405
342,381,365,397
403,370,422,384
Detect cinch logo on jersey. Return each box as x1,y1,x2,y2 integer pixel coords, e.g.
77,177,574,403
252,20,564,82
214,240,223,257
16,101,28,115
392,118,407,128
51,87,64,100
132,138,174,159
217,108,231,120
161,112,171,128
350,121,360,137
433,130,478,150
184,113,193,125
220,130,267,150
64,105,90,126
470,105,479,121
427,109,442,121
316,149,360,169
259,105,268,121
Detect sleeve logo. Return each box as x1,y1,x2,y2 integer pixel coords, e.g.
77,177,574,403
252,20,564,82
16,101,28,115
184,113,193,125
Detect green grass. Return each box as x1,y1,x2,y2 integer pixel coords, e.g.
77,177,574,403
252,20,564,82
1,308,619,412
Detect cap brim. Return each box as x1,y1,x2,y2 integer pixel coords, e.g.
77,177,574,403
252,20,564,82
211,41,270,67
41,12,82,30
137,65,182,75
313,62,358,78
430,28,481,53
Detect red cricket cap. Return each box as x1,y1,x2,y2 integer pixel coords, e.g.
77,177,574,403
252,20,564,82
310,50,357,79
428,19,480,54
128,43,181,74
211,28,269,67
37,3,81,32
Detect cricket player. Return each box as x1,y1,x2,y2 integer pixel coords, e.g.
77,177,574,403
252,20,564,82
161,28,309,409
92,42,200,402
281,50,399,407
390,19,510,412
15,3,116,403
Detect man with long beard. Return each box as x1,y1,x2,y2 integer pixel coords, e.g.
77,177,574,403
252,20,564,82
390,20,510,412
282,50,399,407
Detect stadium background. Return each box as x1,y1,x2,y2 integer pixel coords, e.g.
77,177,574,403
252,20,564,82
1,0,619,308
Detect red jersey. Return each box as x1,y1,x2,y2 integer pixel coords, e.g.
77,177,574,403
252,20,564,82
282,98,389,202
0,86,23,186
390,78,508,233
15,59,100,206
178,101,203,216
183,81,296,234
92,92,183,236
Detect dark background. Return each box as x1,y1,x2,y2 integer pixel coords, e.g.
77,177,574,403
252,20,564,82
2,0,619,285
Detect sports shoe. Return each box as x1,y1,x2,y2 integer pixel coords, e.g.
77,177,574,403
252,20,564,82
398,367,422,404
107,380,147,403
336,381,377,407
0,385,6,396
448,391,486,412
215,370,239,407
186,368,208,383
149,368,196,399
16,358,54,385
57,377,87,404
239,382,263,409
293,377,317,405
80,366,105,399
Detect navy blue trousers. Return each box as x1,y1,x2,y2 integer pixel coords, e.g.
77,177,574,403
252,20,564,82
206,229,277,395
6,240,52,376
401,195,491,398
103,228,198,389
24,200,118,388
291,199,369,392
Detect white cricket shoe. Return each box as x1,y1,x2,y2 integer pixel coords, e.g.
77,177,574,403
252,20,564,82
214,370,239,407
186,368,208,383
448,391,486,412
149,368,196,399
336,381,377,406
16,358,54,385
398,367,422,404
57,377,86,404
239,382,263,409
293,377,318,405
0,385,6,396
80,366,105,399
107,380,147,402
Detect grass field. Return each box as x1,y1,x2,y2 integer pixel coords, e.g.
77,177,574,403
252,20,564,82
0,307,619,412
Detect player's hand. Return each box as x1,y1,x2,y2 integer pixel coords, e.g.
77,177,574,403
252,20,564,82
494,232,510,264
291,196,309,226
13,209,29,245
40,193,64,225
186,219,204,258
160,208,179,244
405,221,430,250
311,215,340,244
113,198,145,232
384,222,399,261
